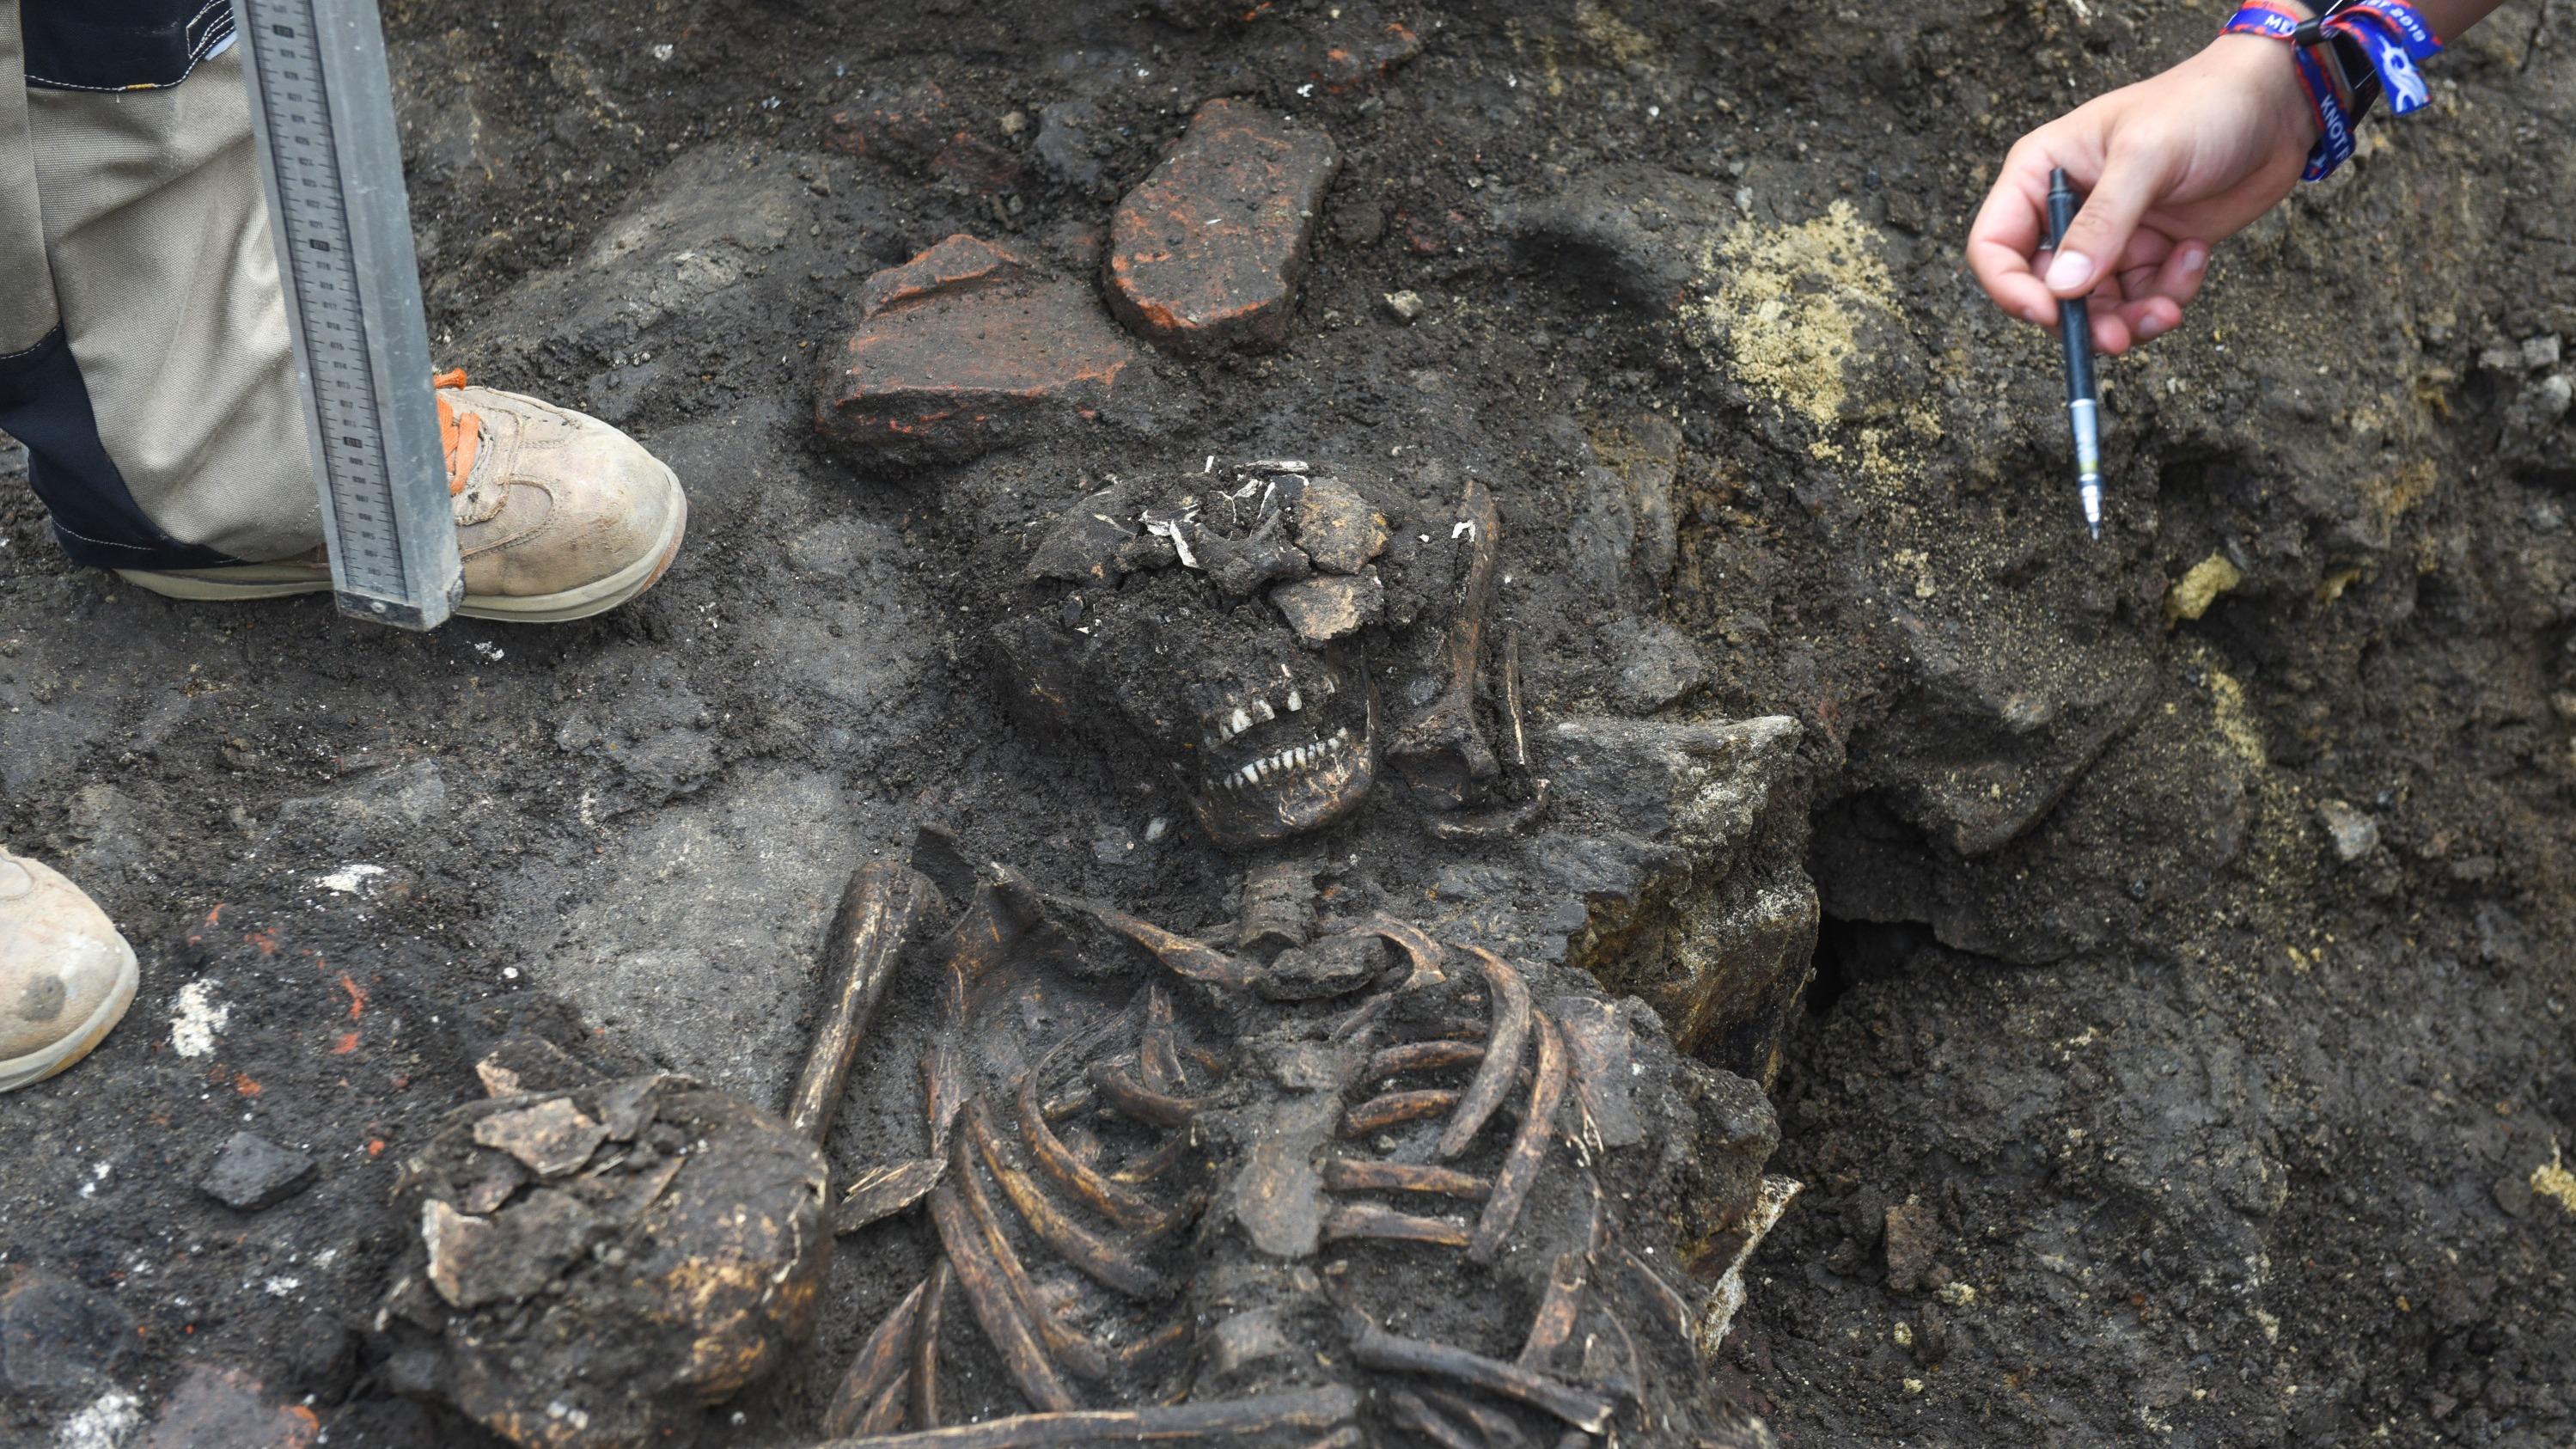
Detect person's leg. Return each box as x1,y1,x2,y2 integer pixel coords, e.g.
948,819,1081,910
0,846,139,1093
3,1,688,621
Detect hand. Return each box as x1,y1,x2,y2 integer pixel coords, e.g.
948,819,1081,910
1967,34,2324,353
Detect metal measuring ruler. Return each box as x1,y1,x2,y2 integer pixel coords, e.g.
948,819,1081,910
233,0,461,629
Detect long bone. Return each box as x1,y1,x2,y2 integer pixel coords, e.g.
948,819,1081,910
911,1261,951,1430
1345,1089,1457,1135
1386,1389,1479,1449
808,1385,1359,1448
789,863,943,1144
1438,947,1533,1159
1425,1389,1534,1449
1387,478,1504,813
1322,1202,1474,1248
1365,1039,1485,1079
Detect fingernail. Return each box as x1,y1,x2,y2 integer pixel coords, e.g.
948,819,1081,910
2181,245,2208,277
2024,307,2044,324
2043,249,2093,291
2138,315,2170,340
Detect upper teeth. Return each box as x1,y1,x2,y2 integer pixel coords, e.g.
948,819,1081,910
1213,680,1331,743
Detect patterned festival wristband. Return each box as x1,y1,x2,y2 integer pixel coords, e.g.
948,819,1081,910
2220,0,2441,180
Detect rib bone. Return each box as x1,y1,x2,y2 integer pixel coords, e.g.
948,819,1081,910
1470,1011,1569,1263
1438,947,1533,1159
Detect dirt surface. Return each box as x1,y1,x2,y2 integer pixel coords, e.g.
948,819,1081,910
4,0,2575,1445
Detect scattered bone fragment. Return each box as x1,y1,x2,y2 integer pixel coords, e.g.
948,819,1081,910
470,1099,610,1178
1288,478,1390,575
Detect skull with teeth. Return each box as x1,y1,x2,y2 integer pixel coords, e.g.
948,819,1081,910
991,462,1491,847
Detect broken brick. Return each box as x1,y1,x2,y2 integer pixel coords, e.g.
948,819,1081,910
815,235,1146,467
823,80,1021,193
1106,99,1339,353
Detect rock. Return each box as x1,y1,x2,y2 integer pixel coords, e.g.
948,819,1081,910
1034,99,1110,189
423,1193,604,1310
470,1098,612,1177
139,1366,317,1449
1883,1201,1939,1293
1288,478,1389,575
199,1133,317,1212
1610,621,1712,713
473,1033,601,1097
2317,799,2378,861
1106,98,1340,352
823,80,1020,192
1,1271,132,1391
815,235,1146,467
1383,290,1424,321
1270,571,1385,645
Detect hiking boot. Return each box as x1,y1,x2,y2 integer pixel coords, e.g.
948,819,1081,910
0,848,139,1093
118,373,688,624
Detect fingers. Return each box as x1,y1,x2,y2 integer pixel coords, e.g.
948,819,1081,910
2108,238,2211,349
1966,140,2066,327
2042,144,2176,299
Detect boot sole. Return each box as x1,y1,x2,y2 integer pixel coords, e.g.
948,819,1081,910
0,940,139,1094
114,463,689,626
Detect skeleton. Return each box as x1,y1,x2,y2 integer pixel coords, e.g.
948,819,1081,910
801,845,1787,1447
990,460,1533,847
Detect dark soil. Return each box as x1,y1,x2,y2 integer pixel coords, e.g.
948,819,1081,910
4,1,2573,1446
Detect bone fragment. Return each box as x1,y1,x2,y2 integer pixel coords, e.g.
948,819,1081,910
1320,1158,1491,1200
861,1377,910,1436
1017,1075,1173,1232
1504,629,1529,768
1517,1250,1589,1370
835,1157,946,1236
1438,947,1533,1159
809,1385,1358,1447
1109,1134,1191,1186
1425,1389,1533,1449
1355,914,1448,988
1090,1064,1203,1128
968,1101,1175,1299
824,1278,925,1437
1365,1039,1486,1078
1471,1011,1569,1263
912,1260,951,1430
952,1128,1112,1385
1386,1389,1479,1449
924,1042,968,1154
1350,1319,1615,1434
1078,902,1261,990
1388,478,1504,810
788,862,943,1145
1425,780,1550,841
1322,1201,1474,1248
1615,1245,1694,1342
1344,1089,1459,1136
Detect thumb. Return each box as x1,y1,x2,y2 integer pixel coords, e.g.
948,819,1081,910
2044,149,2165,297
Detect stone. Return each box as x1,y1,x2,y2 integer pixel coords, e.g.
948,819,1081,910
1383,290,1424,322
1883,1201,1940,1293
473,1033,599,1097
1288,478,1389,575
199,1132,317,1212
422,1193,603,1311
815,235,1146,467
1269,571,1384,645
1034,100,1110,189
1106,98,1340,352
2317,799,2379,862
471,1098,611,1178
823,80,1019,192
139,1366,317,1449
1,1272,132,1391
1609,621,1712,713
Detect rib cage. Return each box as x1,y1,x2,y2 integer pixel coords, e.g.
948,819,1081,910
810,862,1773,1448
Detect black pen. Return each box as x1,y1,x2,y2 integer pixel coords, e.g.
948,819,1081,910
2044,168,2104,539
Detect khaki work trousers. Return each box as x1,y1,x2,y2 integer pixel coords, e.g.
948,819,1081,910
2,2,317,568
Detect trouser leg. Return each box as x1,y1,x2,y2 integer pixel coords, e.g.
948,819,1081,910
0,1,320,570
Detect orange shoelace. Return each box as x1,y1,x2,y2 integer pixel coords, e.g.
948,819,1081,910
433,369,482,496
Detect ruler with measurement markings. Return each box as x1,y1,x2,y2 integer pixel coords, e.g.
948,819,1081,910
233,0,461,629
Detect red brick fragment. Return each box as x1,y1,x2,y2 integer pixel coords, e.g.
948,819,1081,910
1106,98,1340,353
815,235,1145,467
823,80,1021,193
